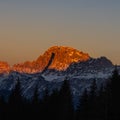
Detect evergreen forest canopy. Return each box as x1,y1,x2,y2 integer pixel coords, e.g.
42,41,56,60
0,67,120,120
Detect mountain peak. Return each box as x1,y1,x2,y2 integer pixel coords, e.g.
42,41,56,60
12,46,90,73
38,46,90,70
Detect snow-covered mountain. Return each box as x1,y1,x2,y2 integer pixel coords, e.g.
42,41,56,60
12,46,90,73
0,56,116,102
0,46,90,74
0,46,118,105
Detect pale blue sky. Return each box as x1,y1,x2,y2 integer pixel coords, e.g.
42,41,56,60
0,0,120,65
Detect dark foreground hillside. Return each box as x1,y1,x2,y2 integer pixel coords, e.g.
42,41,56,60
0,68,120,120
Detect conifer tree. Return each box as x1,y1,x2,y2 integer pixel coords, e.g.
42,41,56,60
88,79,97,119
110,67,120,119
97,84,106,119
76,88,89,120
0,96,6,120
58,79,74,120
103,67,120,120
49,89,59,120
32,85,39,108
8,79,23,119
31,85,40,119
42,87,50,120
9,79,22,105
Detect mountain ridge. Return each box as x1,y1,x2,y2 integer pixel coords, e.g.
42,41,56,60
0,46,90,74
0,46,116,75
0,47,118,106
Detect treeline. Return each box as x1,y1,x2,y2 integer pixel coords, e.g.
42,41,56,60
76,68,120,120
0,68,120,120
0,79,74,120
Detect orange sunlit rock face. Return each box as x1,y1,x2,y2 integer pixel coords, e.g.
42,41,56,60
36,46,90,71
0,46,90,74
13,61,40,73
0,61,10,74
12,46,90,73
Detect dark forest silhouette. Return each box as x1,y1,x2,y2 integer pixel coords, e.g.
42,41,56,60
0,67,120,120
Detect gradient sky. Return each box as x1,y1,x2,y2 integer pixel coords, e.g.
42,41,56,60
0,0,120,65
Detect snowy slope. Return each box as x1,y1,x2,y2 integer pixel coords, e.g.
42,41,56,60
0,56,117,105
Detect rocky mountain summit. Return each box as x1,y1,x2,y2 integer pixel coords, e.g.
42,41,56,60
0,46,90,73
